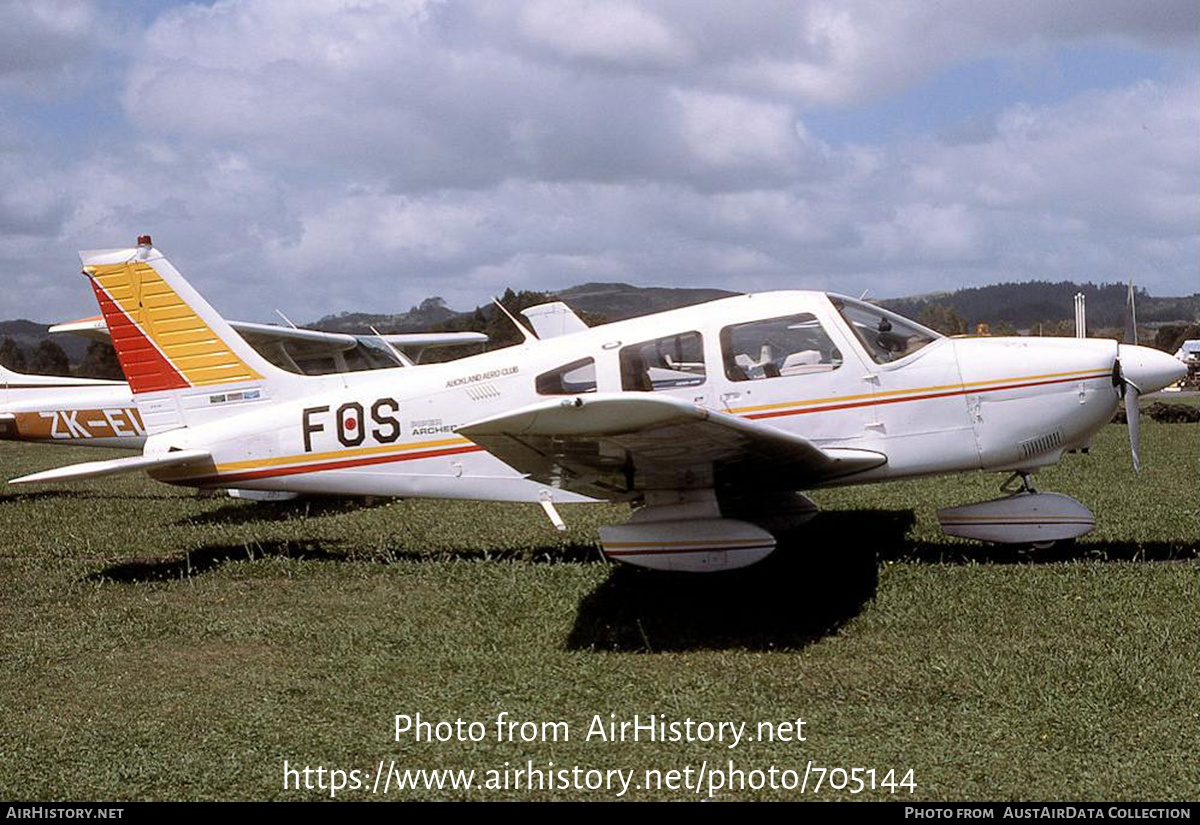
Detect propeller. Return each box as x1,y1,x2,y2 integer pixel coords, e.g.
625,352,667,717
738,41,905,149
1123,370,1141,472
1124,379,1141,473
1112,357,1141,472
1112,343,1190,474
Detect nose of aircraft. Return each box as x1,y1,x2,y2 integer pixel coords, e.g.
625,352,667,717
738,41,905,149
1118,344,1188,394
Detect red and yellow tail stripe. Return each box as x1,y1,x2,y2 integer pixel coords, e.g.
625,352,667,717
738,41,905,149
85,260,261,394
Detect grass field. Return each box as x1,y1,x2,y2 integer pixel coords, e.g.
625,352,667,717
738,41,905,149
1,421,1196,801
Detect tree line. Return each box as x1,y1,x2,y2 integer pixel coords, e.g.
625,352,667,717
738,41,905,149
0,338,123,379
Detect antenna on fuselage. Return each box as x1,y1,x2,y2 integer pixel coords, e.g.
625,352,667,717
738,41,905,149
274,309,299,329
859,289,870,301
492,298,537,343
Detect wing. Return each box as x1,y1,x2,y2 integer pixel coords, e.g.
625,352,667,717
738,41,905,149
457,393,885,500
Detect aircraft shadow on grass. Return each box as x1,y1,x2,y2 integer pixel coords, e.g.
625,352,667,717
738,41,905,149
87,538,353,583
174,494,394,527
564,509,903,653
85,532,605,584
0,488,181,505
564,508,1198,653
83,506,1192,640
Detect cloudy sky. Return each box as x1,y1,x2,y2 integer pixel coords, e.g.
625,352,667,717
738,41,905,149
1,0,1196,323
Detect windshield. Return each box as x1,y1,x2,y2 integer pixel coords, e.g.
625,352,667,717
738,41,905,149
829,295,941,364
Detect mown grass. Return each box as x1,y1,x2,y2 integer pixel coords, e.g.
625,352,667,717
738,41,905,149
0,421,1195,801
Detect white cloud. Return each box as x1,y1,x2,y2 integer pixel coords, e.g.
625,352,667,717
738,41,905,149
517,0,693,68
674,89,808,169
0,1,1194,324
0,0,96,80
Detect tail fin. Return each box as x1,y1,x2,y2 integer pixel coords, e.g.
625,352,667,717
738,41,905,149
81,237,300,433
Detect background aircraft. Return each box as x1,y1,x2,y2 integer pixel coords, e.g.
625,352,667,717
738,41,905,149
12,238,1185,571
0,312,485,449
0,365,138,447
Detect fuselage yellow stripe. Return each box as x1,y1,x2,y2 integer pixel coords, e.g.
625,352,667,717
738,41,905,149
210,436,474,473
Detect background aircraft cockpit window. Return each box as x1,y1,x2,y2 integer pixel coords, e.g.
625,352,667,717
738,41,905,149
720,313,842,381
619,331,706,391
536,358,598,395
342,337,409,372
830,296,940,364
258,336,405,375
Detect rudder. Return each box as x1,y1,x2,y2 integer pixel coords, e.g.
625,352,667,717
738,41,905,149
81,236,299,432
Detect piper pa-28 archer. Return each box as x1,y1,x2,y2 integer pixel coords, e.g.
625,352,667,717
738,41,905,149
11,237,1186,571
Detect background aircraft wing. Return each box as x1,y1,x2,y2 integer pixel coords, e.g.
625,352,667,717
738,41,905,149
46,316,110,341
457,393,885,500
52,316,486,350
378,331,488,348
50,317,488,373
228,320,358,351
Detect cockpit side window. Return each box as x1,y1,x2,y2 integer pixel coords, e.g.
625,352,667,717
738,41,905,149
619,331,706,391
830,297,940,364
536,358,597,395
720,313,842,382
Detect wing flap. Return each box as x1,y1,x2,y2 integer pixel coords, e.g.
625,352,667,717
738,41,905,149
458,394,885,498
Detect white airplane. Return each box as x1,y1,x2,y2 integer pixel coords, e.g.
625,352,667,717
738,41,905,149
11,238,1186,572
0,365,141,447
0,310,485,449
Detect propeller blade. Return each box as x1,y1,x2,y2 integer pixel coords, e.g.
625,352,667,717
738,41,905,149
1124,380,1141,474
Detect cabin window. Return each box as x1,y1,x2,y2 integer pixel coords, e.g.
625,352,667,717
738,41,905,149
619,331,706,391
536,358,597,395
831,296,939,364
720,313,842,381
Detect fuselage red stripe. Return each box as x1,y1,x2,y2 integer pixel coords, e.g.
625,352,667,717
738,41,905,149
178,444,484,484
744,372,1110,420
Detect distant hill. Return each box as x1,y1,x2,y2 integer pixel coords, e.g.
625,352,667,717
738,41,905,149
0,319,90,363
3,279,1196,371
308,297,459,334
305,284,738,334
881,281,1199,330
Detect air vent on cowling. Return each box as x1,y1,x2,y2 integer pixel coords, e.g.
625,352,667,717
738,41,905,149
1019,430,1062,459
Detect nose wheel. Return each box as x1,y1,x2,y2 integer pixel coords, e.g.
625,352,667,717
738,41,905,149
1002,473,1055,548
937,473,1094,549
